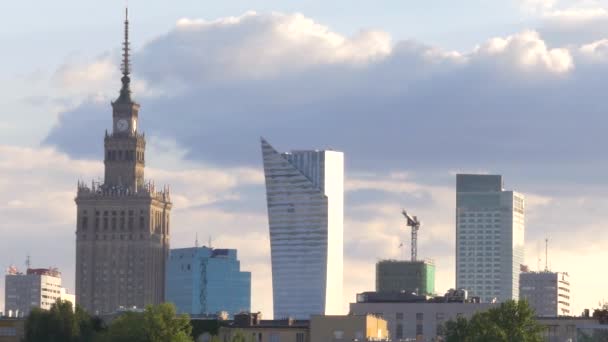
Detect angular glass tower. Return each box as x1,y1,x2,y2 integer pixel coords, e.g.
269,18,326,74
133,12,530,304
165,247,251,317
456,174,525,303
261,138,344,319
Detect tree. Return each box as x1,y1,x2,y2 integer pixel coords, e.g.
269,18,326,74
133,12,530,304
231,330,247,342
24,299,104,342
444,300,544,342
209,336,222,342
95,303,193,342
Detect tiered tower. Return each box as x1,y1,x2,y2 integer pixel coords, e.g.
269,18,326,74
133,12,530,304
75,8,172,314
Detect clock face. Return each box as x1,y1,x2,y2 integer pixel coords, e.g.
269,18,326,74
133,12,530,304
116,119,129,132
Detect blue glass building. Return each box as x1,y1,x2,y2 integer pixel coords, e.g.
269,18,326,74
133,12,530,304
165,247,251,316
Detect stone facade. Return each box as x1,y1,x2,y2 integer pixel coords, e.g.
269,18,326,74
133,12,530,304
74,10,171,315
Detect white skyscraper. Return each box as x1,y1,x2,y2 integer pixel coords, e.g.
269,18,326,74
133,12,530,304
456,174,525,303
261,138,343,319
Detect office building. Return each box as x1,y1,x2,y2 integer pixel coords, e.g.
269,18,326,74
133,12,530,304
520,271,570,317
376,259,435,296
4,267,75,317
165,246,251,316
75,9,171,314
456,174,525,303
350,290,495,341
261,138,344,319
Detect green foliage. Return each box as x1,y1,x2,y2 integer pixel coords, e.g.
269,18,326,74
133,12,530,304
24,300,104,342
444,300,544,342
24,301,193,342
209,336,222,342
95,303,193,342
231,330,247,342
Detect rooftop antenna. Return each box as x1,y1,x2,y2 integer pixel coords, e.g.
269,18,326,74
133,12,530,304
208,236,213,249
545,238,549,272
195,233,199,248
402,209,421,262
25,255,31,270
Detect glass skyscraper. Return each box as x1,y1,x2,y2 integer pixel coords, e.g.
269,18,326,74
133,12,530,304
261,138,344,319
165,246,251,316
456,174,525,303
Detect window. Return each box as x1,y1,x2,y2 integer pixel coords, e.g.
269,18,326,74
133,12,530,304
416,324,423,335
296,333,304,342
269,333,280,342
396,324,404,339
396,312,404,320
416,313,424,320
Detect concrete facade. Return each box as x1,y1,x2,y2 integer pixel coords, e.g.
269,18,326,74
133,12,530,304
376,260,435,296
261,139,344,319
310,315,390,341
520,271,571,317
456,174,525,303
165,246,251,316
74,12,171,314
350,298,495,341
0,319,24,342
4,268,74,317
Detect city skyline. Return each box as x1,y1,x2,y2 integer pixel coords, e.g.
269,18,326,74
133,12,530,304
4,2,608,318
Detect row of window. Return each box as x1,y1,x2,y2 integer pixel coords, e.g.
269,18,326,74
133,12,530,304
105,149,144,162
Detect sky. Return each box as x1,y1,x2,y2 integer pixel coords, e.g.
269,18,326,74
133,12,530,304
3,0,608,317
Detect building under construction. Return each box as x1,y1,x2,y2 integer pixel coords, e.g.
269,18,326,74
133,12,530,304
376,259,436,296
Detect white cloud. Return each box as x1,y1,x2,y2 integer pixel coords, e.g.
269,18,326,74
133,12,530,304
474,30,574,73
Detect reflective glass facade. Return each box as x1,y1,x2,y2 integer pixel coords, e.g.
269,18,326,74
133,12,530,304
261,138,344,319
165,247,251,316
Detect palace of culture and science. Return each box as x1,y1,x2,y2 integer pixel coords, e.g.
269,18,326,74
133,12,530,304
74,10,172,314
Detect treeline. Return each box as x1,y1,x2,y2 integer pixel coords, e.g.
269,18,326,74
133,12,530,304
22,301,237,342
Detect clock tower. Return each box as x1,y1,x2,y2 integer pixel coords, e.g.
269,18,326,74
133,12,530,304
75,9,171,314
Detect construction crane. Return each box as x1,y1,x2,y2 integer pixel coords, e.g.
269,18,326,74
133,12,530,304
402,210,421,262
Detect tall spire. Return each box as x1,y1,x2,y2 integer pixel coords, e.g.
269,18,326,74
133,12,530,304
118,7,132,102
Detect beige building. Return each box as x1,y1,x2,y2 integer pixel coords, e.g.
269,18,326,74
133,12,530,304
350,291,495,341
310,314,390,341
75,9,171,314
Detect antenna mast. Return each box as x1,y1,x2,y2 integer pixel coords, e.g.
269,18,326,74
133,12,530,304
402,210,421,262
545,238,549,272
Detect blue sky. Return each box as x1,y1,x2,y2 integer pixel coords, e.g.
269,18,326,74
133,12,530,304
3,0,608,317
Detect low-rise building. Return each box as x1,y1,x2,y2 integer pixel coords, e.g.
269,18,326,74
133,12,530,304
310,314,390,341
350,290,495,341
537,316,608,342
218,312,309,342
4,266,75,317
0,318,25,342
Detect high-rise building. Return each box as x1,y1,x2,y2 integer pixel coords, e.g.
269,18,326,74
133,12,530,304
456,174,525,303
520,271,570,317
75,9,171,314
261,138,344,319
376,260,435,296
165,246,251,316
4,267,75,317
